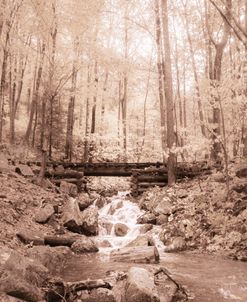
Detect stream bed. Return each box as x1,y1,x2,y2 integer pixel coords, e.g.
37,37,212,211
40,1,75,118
61,192,247,302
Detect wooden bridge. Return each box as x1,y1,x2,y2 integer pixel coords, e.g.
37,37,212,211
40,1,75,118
24,161,211,196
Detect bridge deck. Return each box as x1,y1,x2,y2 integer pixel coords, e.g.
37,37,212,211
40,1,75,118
27,161,210,177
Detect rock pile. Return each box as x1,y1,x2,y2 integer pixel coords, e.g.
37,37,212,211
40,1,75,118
137,165,247,261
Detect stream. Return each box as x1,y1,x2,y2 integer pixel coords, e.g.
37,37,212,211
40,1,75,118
61,192,247,302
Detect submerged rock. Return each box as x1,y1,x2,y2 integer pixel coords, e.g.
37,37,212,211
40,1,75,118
114,223,129,236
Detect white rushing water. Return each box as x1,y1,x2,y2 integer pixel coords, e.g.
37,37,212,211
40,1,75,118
97,191,145,251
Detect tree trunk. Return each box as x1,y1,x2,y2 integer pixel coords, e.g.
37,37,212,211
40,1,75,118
24,42,45,144
65,37,78,161
208,0,232,162
155,0,166,156
161,0,176,185
83,64,91,162
183,2,206,137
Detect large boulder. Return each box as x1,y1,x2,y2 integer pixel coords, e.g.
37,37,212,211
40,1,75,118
71,236,99,253
81,206,99,236
125,267,159,302
137,213,156,225
34,204,54,223
114,223,129,237
0,247,48,301
62,198,83,233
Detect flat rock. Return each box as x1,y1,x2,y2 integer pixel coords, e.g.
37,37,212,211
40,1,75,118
110,246,159,264
34,204,55,223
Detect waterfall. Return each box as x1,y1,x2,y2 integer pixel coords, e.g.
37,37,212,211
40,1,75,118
97,191,145,250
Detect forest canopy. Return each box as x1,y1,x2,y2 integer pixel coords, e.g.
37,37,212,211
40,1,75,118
0,0,247,180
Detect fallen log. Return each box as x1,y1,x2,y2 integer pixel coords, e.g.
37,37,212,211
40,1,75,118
45,170,84,179
44,235,81,247
17,231,81,247
110,246,159,264
16,231,45,245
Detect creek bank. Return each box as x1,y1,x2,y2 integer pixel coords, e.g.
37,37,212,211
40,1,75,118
135,163,247,261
